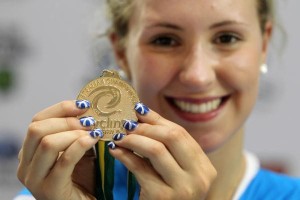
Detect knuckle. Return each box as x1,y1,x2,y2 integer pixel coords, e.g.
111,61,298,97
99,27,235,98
148,143,165,156
209,167,218,182
65,117,82,130
32,112,43,122
18,149,22,160
195,172,215,194
40,136,55,151
167,127,182,139
211,166,217,178
163,126,185,143
153,114,161,124
77,136,90,149
59,154,74,168
202,162,217,184
31,113,40,122
17,166,25,184
60,100,74,113
24,175,35,188
65,117,74,130
201,179,212,194
27,122,42,139
178,186,196,199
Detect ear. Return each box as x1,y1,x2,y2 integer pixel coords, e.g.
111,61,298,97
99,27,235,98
261,21,273,63
109,32,131,80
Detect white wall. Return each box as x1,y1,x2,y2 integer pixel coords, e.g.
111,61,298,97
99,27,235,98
0,0,106,133
0,0,106,198
246,0,300,176
0,1,299,198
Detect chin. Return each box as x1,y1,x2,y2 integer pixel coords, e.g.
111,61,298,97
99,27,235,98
188,128,232,153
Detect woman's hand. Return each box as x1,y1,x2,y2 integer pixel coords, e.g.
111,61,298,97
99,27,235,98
17,100,99,200
109,103,217,200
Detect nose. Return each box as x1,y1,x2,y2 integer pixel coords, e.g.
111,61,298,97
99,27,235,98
179,45,216,90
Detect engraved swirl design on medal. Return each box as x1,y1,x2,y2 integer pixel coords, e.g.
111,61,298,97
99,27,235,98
89,86,122,116
77,70,139,141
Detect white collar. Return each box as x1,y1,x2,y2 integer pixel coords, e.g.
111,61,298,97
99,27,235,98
232,151,260,200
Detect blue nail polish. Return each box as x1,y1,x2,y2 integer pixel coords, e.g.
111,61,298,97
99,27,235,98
80,116,95,127
112,133,125,141
134,102,150,115
123,120,138,131
107,141,116,149
76,100,90,109
90,128,104,138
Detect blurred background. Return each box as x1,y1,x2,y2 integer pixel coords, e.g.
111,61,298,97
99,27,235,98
0,0,299,199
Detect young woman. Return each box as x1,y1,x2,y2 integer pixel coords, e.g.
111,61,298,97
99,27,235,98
16,0,300,199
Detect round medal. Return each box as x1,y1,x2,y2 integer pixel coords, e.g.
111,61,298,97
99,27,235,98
77,70,139,141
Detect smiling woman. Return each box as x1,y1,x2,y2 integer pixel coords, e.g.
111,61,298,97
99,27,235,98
16,0,300,200
111,0,271,153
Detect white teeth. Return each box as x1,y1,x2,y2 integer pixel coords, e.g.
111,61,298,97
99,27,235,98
174,99,221,114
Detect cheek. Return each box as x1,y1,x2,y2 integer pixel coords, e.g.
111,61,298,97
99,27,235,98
129,52,176,98
220,50,261,91
220,50,262,117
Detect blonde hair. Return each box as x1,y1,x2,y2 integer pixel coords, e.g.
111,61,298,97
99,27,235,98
258,0,274,32
106,0,274,42
106,0,134,47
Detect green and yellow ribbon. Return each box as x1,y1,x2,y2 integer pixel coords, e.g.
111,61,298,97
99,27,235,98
95,141,138,200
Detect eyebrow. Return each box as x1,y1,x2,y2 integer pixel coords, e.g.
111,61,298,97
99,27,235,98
145,20,247,31
209,20,248,29
145,22,184,31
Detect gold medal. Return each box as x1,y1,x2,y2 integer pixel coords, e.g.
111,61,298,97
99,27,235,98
77,70,139,141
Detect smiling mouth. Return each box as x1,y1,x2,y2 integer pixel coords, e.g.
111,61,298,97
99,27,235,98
167,96,230,114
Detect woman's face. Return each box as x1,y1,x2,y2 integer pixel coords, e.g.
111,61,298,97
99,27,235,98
115,0,271,152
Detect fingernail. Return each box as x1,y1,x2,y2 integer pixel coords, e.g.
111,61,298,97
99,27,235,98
80,116,95,127
76,100,90,109
134,102,150,115
89,128,104,138
107,141,116,149
112,133,126,141
123,120,138,131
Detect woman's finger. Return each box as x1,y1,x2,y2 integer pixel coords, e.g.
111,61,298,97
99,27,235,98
134,104,206,169
72,149,96,195
21,117,91,164
108,146,168,188
32,100,88,121
46,135,99,190
126,122,205,171
113,134,183,187
134,103,171,126
24,130,90,187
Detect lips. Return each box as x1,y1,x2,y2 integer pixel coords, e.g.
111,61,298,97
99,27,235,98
166,95,229,122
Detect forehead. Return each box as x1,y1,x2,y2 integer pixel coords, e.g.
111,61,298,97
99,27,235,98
132,0,258,27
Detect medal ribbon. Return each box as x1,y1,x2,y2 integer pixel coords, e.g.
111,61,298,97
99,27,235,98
95,141,139,200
